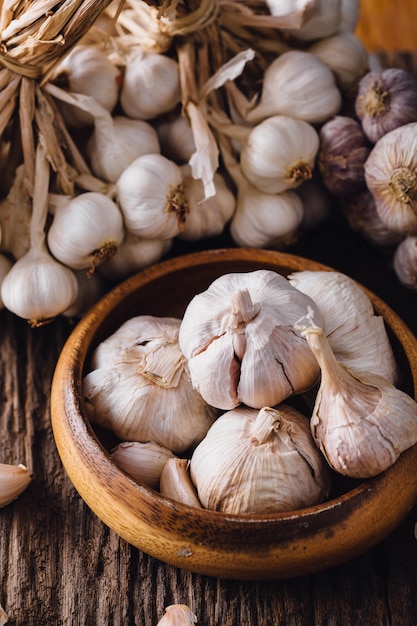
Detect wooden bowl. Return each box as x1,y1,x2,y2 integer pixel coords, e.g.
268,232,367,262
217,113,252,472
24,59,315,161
50,248,417,580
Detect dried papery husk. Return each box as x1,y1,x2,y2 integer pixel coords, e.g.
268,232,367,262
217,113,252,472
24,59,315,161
156,604,197,626
364,123,417,235
298,321,417,479
178,269,322,410
83,315,218,453
0,462,31,508
110,440,175,490
190,404,331,515
288,271,399,385
0,165,31,260
393,236,417,290
159,457,202,508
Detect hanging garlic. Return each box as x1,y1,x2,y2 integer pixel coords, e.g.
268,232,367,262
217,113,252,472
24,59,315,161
62,270,109,318
156,605,197,626
364,122,417,235
298,319,417,479
0,164,31,260
178,164,235,241
120,47,181,120
1,145,78,326
178,269,322,410
267,0,342,41
0,462,31,508
97,232,172,281
246,50,341,125
83,315,218,454
288,271,399,384
159,458,202,508
110,441,175,490
47,191,125,274
318,116,371,196
51,44,121,128
240,115,320,194
157,115,196,164
308,32,370,94
190,404,331,515
116,153,188,239
393,236,417,289
0,254,12,308
355,68,417,144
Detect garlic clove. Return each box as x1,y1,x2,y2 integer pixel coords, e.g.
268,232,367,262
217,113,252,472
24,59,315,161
0,462,31,508
156,605,197,626
159,458,202,508
298,321,417,479
110,441,175,490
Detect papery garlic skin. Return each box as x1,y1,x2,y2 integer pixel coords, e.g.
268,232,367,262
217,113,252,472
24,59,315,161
0,165,31,260
159,458,202,508
110,441,175,490
300,324,417,479
393,236,417,290
156,605,197,626
178,270,322,410
120,48,181,120
0,462,31,508
246,50,342,125
364,123,417,235
47,192,125,273
271,0,342,41
288,270,399,385
190,405,331,515
240,116,320,194
83,316,218,454
116,153,188,239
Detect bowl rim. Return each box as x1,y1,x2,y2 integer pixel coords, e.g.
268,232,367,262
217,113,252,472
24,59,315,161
51,248,417,579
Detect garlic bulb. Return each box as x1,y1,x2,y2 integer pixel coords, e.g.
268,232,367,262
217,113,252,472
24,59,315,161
120,47,181,120
86,115,161,183
0,462,31,508
246,51,341,125
83,316,218,454
288,270,399,384
339,0,360,32
269,0,342,41
156,605,197,626
157,115,196,164
98,232,172,281
393,236,417,289
116,153,188,239
110,441,175,490
364,122,417,235
63,270,108,318
178,164,235,241
159,458,202,508
355,68,417,144
0,254,12,308
190,405,331,514
299,321,417,479
318,116,371,196
240,115,320,194
52,44,121,127
178,270,322,410
309,32,370,94
47,192,125,273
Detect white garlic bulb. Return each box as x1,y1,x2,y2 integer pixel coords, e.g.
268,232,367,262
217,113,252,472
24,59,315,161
240,115,320,194
299,322,417,479
52,44,121,127
157,115,196,164
274,0,342,42
116,153,188,239
120,47,181,120
364,122,417,235
83,316,218,454
47,192,125,273
156,605,197,626
288,270,399,385
178,270,322,410
0,462,31,508
86,115,160,183
0,253,12,308
246,51,342,125
110,441,175,490
190,405,331,515
178,164,235,241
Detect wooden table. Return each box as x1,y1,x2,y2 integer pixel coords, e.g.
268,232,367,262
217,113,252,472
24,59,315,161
2,6,417,626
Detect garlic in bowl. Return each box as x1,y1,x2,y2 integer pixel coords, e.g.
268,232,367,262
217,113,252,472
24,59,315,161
50,248,417,580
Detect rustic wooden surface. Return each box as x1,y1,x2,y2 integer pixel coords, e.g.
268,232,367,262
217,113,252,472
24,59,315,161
1,5,417,626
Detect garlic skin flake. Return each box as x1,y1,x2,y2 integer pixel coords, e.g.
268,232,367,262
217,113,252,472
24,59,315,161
190,405,331,515
83,316,218,454
156,605,197,626
0,462,31,508
178,270,322,410
288,270,399,385
110,441,175,490
299,323,417,479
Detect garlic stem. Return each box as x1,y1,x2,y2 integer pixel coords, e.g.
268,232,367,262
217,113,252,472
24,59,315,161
30,141,50,254
300,325,351,393
229,288,260,326
250,407,278,445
